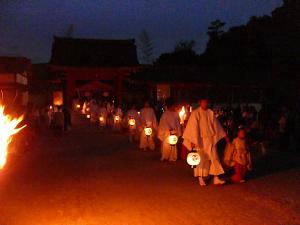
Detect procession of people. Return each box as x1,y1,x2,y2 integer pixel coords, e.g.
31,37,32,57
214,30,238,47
24,95,300,187
72,95,261,187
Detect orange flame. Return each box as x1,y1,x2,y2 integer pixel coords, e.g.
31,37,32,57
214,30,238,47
0,106,26,169
179,106,186,125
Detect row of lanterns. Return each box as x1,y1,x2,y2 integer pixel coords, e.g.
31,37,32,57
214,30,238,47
79,103,200,168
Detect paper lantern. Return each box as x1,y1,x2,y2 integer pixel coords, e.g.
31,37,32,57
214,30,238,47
99,116,104,122
86,114,91,119
128,118,136,127
114,115,120,123
76,104,81,109
168,134,178,146
187,149,201,168
144,127,152,137
53,91,63,106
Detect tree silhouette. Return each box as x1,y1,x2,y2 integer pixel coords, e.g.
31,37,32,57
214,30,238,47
138,29,154,64
207,20,225,38
174,40,196,53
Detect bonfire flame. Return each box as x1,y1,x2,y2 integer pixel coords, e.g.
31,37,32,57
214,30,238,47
0,106,26,169
179,106,186,125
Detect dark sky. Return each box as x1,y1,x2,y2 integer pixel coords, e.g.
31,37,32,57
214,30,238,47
0,0,282,63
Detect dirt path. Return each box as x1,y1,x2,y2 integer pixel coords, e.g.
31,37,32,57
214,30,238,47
0,120,299,225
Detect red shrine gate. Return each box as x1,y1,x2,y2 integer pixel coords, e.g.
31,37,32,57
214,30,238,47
49,65,138,103
48,36,140,105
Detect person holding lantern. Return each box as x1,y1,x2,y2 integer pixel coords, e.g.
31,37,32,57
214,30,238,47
113,104,123,131
98,102,108,127
183,97,228,186
126,104,139,142
139,101,158,151
90,99,99,123
158,98,182,161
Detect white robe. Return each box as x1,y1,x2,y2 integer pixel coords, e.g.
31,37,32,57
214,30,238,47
113,108,123,130
158,110,182,161
98,107,108,126
139,107,158,150
183,107,226,176
90,103,99,122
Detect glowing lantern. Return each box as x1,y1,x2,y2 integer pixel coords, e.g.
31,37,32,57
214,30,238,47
179,106,186,125
86,114,91,119
128,118,136,127
187,148,201,168
99,116,105,126
53,91,63,106
168,134,178,146
0,106,26,169
76,104,81,109
144,127,152,137
86,107,90,112
114,115,120,123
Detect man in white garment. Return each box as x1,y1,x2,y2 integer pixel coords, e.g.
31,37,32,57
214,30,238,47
139,101,158,151
98,102,108,127
183,98,228,186
126,104,140,142
113,104,123,131
158,98,182,161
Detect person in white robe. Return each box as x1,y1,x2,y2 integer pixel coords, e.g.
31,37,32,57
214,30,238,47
158,98,182,161
139,101,158,151
113,105,123,130
98,102,108,127
183,98,228,186
126,105,140,142
90,99,99,122
82,100,90,114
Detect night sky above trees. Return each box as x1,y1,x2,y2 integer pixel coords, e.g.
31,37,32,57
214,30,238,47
0,0,282,63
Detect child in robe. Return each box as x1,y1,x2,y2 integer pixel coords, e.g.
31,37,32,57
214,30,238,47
224,128,252,183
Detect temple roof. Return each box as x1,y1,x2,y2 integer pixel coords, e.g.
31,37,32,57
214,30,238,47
49,36,139,68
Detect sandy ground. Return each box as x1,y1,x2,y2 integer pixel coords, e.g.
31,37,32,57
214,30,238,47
0,114,299,225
